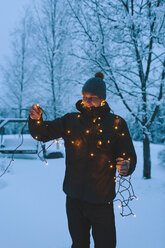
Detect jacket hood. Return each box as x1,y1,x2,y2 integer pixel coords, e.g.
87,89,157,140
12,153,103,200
76,100,111,119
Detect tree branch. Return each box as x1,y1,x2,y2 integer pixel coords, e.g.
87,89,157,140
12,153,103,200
146,58,165,129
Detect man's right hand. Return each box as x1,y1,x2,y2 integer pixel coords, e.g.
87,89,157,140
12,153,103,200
29,104,43,120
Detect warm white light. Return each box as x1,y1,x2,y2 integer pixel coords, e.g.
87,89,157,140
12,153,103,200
35,136,38,139
77,114,80,118
101,100,105,106
45,161,48,166
67,130,71,134
90,153,94,157
86,130,90,134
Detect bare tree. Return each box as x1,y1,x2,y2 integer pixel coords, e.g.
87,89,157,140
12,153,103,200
1,8,37,118
66,0,165,178
32,0,71,119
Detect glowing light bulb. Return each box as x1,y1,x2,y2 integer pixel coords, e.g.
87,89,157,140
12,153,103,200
67,130,71,134
123,152,126,156
98,123,101,127
118,205,122,208
93,118,96,123
128,157,131,161
121,133,125,136
98,117,101,120
114,126,118,130
107,140,110,144
133,214,136,218
71,141,75,144
98,140,102,145
35,136,38,139
90,153,94,157
99,129,103,133
101,100,105,106
86,130,90,134
77,114,80,118
37,121,40,124
110,165,113,168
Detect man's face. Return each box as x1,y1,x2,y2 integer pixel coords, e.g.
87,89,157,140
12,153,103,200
82,92,103,108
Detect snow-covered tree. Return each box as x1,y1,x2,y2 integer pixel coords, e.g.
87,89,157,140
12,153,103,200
66,0,165,178
31,0,73,119
1,8,38,118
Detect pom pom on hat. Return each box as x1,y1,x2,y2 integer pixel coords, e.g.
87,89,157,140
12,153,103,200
82,72,106,100
95,72,104,79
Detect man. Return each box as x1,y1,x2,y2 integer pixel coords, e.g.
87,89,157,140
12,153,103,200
29,72,137,248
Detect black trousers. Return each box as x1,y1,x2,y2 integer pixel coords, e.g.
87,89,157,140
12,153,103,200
66,196,116,248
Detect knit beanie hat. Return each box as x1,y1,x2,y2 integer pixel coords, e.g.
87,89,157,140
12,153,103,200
82,72,106,100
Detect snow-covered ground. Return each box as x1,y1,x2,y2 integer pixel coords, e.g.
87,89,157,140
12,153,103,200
0,138,165,248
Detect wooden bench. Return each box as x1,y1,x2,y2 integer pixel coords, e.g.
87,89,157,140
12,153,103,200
0,134,39,154
0,118,39,155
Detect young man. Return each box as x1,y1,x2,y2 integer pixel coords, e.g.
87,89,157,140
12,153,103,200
29,72,137,248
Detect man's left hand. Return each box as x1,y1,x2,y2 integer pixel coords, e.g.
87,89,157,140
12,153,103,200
116,157,130,176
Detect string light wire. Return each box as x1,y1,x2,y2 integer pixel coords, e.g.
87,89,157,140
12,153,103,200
0,106,48,177
114,173,137,217
0,116,29,178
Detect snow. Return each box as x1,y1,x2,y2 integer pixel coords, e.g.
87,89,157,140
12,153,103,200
0,138,165,248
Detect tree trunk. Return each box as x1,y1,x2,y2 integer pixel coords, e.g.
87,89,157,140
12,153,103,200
143,133,151,178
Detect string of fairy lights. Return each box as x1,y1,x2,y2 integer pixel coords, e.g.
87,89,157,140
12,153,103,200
0,105,138,217
115,174,138,217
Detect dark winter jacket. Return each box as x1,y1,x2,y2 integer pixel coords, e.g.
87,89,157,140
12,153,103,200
28,100,137,204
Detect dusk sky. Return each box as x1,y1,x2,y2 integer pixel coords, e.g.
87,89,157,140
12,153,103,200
0,0,31,63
